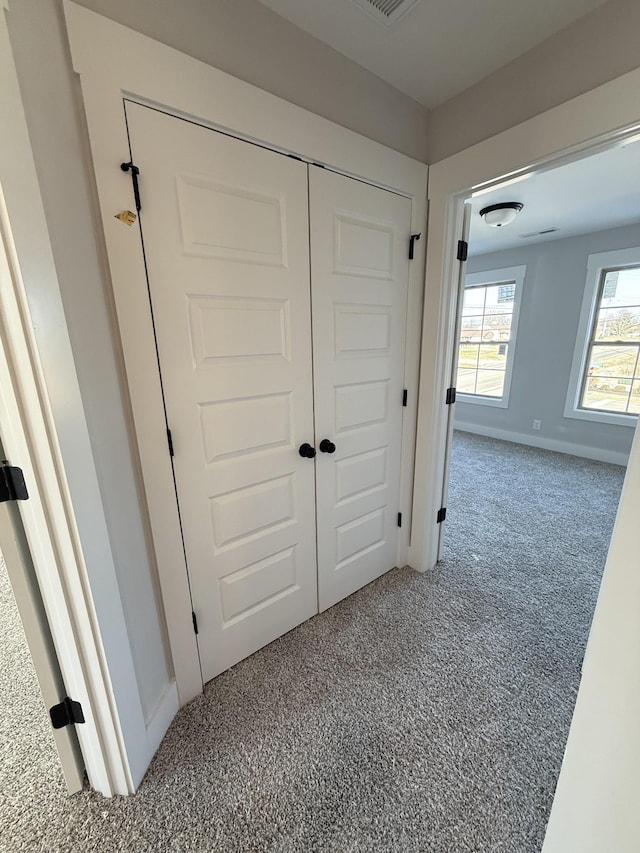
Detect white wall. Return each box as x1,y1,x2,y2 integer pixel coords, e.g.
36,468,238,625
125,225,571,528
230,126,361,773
456,224,638,464
73,0,429,162
542,415,640,853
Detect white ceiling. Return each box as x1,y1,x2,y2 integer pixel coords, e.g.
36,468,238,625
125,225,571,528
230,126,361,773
468,140,640,256
257,0,607,108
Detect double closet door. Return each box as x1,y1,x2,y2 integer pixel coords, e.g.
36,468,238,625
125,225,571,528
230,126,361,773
126,103,412,684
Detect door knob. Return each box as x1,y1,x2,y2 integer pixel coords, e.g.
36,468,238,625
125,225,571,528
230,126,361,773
298,443,316,459
319,439,336,454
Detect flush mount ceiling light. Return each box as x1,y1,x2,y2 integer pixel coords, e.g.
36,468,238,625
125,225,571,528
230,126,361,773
479,202,524,228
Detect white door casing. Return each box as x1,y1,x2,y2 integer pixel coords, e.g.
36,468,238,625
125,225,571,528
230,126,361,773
436,202,471,560
309,167,412,610
126,103,319,683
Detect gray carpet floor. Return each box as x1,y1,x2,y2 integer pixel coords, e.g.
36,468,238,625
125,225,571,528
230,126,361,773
0,432,626,852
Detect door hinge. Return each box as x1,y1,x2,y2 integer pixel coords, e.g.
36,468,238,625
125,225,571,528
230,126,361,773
0,462,28,503
397,512,402,528
446,387,456,405
167,429,174,458
49,697,85,730
436,507,447,524
120,161,141,212
409,233,421,260
402,389,408,407
457,240,468,262
192,611,199,635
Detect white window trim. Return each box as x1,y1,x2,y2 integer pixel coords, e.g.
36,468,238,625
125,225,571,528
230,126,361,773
564,246,640,428
457,265,526,409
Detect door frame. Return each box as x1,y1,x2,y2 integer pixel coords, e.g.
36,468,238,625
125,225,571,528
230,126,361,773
0,496,85,794
0,0,142,796
64,1,429,704
409,66,640,573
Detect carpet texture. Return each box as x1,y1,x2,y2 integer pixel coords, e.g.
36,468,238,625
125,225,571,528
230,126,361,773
0,432,626,852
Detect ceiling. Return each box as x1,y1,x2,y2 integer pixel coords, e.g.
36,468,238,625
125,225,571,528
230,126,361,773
468,139,640,256
257,0,607,108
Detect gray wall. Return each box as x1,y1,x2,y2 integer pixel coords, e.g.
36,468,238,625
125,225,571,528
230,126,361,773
456,224,640,461
428,0,640,162
74,0,430,162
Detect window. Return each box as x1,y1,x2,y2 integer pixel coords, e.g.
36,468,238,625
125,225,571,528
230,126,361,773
565,248,640,427
456,266,526,407
497,283,515,303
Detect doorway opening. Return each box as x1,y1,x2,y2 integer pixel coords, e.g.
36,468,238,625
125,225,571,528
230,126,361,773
437,138,639,846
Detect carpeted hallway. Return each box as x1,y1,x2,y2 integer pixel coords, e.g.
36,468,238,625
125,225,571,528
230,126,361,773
0,432,626,852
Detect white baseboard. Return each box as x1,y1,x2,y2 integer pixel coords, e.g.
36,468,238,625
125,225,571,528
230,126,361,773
145,681,179,757
454,422,629,467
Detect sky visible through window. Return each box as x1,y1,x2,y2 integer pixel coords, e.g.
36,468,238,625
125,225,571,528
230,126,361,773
581,265,640,415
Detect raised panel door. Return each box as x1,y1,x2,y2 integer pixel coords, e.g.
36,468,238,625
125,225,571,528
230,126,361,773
126,103,318,683
309,167,412,610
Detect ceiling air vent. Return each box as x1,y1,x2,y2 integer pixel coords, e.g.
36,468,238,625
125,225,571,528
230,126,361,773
350,0,421,27
519,228,559,239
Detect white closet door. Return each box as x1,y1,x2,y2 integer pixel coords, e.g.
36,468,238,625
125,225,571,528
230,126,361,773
126,103,318,683
309,167,412,611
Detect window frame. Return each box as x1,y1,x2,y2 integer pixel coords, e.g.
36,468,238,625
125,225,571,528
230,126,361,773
564,247,640,428
457,265,526,408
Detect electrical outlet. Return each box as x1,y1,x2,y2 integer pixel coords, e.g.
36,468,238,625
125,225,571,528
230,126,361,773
532,419,541,430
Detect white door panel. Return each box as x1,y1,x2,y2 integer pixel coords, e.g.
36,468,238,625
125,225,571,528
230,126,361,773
0,502,85,794
309,168,412,610
126,104,318,683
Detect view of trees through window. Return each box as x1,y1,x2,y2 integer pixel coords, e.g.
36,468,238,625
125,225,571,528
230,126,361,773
580,265,640,415
457,281,516,399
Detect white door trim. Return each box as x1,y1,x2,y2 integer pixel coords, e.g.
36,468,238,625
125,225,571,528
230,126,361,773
0,1,145,796
409,66,640,572
63,1,428,703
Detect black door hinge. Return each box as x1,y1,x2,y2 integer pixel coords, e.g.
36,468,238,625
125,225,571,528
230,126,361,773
402,389,408,407
397,512,402,528
409,233,421,260
50,697,85,730
0,462,28,503
446,387,456,405
167,429,174,458
192,611,199,635
457,240,468,262
121,161,141,212
436,507,447,524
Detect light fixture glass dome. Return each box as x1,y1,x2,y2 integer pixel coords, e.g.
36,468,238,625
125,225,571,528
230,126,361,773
479,202,524,227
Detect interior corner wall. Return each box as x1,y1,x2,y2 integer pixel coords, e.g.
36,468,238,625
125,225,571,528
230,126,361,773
455,224,639,464
427,0,640,162
6,0,171,721
72,0,430,163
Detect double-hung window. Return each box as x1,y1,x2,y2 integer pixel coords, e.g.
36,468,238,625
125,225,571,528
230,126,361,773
565,248,640,426
456,266,526,407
